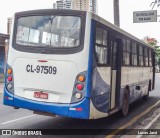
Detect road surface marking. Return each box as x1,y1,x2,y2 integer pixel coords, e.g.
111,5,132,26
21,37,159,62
1,114,36,125
136,109,160,138
106,100,160,138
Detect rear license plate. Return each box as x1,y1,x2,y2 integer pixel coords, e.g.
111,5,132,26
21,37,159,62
34,92,48,99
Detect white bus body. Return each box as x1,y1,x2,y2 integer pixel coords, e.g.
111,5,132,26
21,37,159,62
4,9,155,119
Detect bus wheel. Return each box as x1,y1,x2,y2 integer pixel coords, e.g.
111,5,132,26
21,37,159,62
122,89,130,117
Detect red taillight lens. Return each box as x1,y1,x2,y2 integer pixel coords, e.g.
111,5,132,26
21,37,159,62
76,84,84,90
7,76,12,82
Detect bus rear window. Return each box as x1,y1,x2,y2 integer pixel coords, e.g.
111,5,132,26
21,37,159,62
16,15,81,48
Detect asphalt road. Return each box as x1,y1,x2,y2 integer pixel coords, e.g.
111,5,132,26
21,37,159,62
0,74,160,135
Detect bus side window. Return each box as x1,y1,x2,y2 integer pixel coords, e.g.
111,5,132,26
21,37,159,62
96,27,103,44
123,39,131,66
144,48,149,66
149,50,152,66
131,42,138,66
95,26,108,65
138,45,144,66
95,46,108,64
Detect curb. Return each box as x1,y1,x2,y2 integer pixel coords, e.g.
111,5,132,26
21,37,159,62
106,100,160,138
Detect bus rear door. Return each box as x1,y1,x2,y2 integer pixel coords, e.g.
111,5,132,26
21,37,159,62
110,37,122,110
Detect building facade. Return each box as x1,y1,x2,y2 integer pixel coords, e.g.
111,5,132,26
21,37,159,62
0,33,9,74
7,17,12,35
72,0,97,14
53,0,98,14
89,0,97,14
53,0,72,9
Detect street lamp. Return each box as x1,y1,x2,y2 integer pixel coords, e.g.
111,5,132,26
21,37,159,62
113,0,120,27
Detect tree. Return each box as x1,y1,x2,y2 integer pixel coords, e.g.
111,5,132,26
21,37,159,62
150,0,160,9
154,46,160,57
144,37,160,57
148,41,157,47
158,58,160,65
144,37,158,47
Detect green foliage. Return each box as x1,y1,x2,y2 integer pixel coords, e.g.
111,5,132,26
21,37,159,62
148,41,157,47
146,38,159,57
155,48,160,57
158,58,160,65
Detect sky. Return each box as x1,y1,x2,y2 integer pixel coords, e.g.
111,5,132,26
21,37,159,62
0,0,160,43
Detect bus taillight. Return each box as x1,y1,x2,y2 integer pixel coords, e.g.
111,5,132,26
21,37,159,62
71,71,87,103
77,75,85,82
6,65,14,94
7,68,12,74
74,92,83,99
76,84,84,91
7,68,13,82
7,83,13,90
7,76,12,82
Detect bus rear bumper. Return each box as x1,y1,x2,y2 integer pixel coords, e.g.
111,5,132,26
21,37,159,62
3,87,90,119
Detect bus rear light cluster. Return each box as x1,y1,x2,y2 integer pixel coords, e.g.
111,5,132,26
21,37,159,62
71,72,87,103
75,75,85,98
6,65,14,94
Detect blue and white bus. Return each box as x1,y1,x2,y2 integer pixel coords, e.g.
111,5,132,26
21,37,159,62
3,9,155,119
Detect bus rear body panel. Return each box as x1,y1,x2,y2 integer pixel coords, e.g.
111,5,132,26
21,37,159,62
4,10,91,119
12,57,78,103
4,51,90,119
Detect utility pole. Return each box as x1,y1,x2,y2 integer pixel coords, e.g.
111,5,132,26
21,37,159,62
113,0,120,27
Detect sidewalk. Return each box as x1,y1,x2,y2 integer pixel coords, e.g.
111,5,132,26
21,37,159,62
0,83,4,94
119,101,160,138
134,105,160,138
0,74,5,83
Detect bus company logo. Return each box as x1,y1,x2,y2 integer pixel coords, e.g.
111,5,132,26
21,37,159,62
2,130,11,135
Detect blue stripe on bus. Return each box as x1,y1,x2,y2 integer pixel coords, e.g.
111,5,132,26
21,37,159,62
3,87,14,106
14,96,69,117
86,19,96,98
3,88,89,119
68,98,90,119
4,88,69,117
68,20,96,119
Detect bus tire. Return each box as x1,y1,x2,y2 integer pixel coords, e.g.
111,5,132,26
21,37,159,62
143,82,150,101
121,88,130,117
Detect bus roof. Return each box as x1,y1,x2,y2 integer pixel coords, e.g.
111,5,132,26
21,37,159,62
15,9,153,49
89,11,153,49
